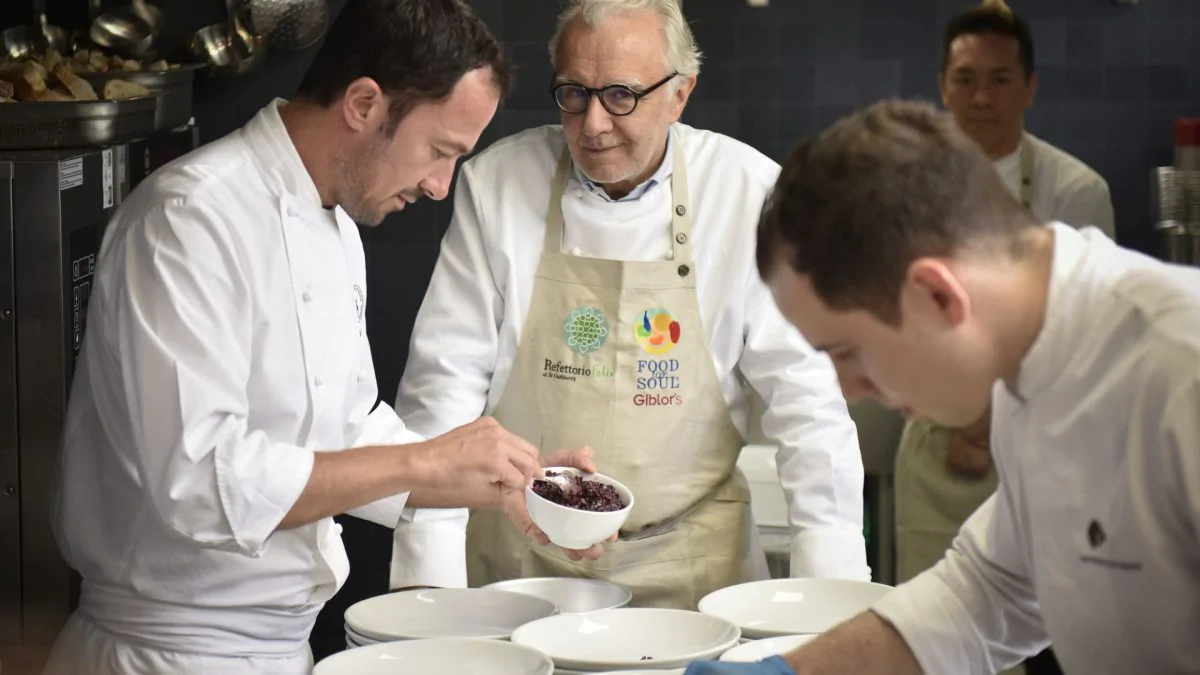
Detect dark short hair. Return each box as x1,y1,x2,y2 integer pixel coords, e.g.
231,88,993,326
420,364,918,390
295,0,513,134
756,99,1037,324
941,5,1035,78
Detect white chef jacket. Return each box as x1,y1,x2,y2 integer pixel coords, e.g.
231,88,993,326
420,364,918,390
48,99,420,671
390,124,869,589
994,132,1115,239
874,223,1200,674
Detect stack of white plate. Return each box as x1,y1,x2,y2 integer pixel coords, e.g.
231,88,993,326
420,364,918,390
511,607,740,674
315,637,554,674
698,578,893,639
342,588,557,649
482,577,632,613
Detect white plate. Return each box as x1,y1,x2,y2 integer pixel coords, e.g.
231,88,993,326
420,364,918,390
344,624,382,646
554,662,686,667
698,579,892,639
344,588,557,642
315,638,554,675
482,578,632,613
719,634,818,662
511,607,740,671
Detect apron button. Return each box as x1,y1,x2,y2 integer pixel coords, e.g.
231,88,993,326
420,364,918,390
675,233,688,244
677,264,690,277
675,205,687,216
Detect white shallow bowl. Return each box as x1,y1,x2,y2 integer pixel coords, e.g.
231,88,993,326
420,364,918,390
511,607,740,671
698,578,893,639
344,625,382,647
556,666,689,674
482,577,632,614
344,588,557,642
315,638,554,675
591,671,686,675
719,634,819,662
527,468,634,550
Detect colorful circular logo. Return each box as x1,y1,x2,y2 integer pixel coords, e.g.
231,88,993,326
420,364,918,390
563,306,609,355
633,308,681,355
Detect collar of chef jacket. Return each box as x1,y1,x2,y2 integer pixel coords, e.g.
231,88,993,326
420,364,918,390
1009,222,1093,403
244,98,325,211
573,124,677,203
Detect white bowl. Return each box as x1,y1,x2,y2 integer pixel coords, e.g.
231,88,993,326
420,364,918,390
511,607,740,671
588,667,686,672
568,667,686,672
344,588,557,642
719,634,819,662
343,625,380,646
698,578,893,639
526,468,634,550
482,577,632,613
315,637,554,675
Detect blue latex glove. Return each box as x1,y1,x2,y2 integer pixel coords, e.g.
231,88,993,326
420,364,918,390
684,655,796,675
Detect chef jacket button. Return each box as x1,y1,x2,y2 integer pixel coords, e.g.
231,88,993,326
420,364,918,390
665,249,675,260
314,374,325,387
301,289,313,303
287,206,300,218
675,232,688,244
675,205,687,216
335,523,344,535
569,246,584,257
677,264,690,277
357,369,368,381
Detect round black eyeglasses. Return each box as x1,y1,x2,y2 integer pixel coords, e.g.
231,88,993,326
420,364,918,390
550,72,679,116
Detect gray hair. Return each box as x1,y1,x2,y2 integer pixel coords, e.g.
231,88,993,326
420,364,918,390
548,0,703,83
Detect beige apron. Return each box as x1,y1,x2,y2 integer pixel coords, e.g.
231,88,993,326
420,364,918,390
465,139,753,610
893,142,1033,675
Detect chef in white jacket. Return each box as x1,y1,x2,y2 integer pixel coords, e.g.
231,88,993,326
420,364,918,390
42,2,590,674
685,100,1200,675
894,13,1118,671
390,0,869,608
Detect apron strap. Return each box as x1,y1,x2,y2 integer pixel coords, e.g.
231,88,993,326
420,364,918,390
544,130,694,264
1019,137,1034,213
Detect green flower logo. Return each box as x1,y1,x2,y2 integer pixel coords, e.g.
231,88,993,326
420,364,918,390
563,306,609,355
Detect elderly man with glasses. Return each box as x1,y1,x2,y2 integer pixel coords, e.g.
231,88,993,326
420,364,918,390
383,0,872,609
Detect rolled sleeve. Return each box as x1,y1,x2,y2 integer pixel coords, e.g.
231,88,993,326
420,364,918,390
737,273,870,581
342,331,421,528
872,492,1048,674
117,201,314,556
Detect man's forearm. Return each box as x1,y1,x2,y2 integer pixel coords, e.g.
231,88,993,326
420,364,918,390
785,611,922,675
279,444,423,530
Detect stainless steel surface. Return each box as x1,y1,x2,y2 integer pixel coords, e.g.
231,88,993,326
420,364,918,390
0,160,19,646
481,578,632,614
77,64,202,131
89,0,162,59
190,0,269,78
1151,167,1199,265
0,148,117,648
1157,223,1191,265
0,97,157,150
1,18,68,60
239,0,329,50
